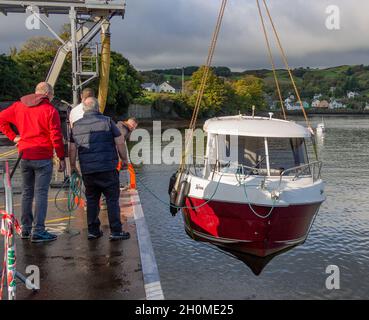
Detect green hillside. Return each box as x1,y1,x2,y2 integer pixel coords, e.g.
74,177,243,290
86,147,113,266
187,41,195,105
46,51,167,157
141,65,369,104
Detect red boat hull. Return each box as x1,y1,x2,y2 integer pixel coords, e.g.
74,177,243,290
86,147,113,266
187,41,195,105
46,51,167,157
182,197,322,257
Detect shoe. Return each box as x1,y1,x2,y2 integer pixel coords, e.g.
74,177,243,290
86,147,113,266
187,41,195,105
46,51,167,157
88,230,103,240
109,231,130,241
31,231,57,243
21,230,31,240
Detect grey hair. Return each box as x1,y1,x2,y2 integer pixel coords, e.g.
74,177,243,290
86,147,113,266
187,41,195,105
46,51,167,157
83,97,99,113
35,82,54,96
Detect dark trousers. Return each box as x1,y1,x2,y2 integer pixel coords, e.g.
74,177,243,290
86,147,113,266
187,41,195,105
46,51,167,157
82,170,122,234
20,159,53,234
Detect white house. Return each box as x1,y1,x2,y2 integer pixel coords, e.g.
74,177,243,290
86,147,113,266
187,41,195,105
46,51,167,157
158,82,177,93
311,99,320,108
141,83,158,92
347,91,359,99
329,99,346,109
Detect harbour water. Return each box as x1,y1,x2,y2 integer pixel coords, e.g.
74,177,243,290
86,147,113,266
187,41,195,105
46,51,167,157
136,116,369,299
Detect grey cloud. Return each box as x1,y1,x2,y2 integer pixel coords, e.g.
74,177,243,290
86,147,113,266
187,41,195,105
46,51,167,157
1,0,369,70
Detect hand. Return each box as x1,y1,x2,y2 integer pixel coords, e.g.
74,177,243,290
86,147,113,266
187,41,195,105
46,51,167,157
70,165,79,175
58,159,66,172
121,159,129,170
13,136,20,146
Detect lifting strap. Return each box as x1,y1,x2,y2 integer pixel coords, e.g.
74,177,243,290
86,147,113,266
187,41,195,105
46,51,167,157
258,0,312,129
256,0,286,120
179,0,228,174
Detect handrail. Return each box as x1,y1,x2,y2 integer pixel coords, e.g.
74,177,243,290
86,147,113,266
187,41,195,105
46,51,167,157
280,161,322,182
186,157,323,183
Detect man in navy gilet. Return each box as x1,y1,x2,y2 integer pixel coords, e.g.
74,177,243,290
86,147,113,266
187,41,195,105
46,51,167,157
68,97,130,241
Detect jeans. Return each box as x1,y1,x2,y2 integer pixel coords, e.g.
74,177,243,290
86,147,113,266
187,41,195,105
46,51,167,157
21,159,53,234
82,170,122,235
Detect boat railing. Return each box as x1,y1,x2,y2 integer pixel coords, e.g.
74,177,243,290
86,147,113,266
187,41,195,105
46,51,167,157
279,161,323,184
186,157,322,184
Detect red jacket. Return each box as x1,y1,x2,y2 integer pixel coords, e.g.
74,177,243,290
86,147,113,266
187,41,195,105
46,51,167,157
0,94,65,160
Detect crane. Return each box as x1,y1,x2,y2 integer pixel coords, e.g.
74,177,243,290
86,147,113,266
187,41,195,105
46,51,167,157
0,0,126,110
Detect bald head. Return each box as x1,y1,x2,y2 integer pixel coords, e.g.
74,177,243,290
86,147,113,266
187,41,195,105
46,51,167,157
83,97,99,113
35,82,54,101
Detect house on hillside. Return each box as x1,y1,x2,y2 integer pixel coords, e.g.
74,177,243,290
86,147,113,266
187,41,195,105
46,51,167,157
329,99,346,109
158,82,178,93
318,100,329,109
311,99,320,108
285,100,310,111
141,83,158,92
347,91,359,99
313,93,322,100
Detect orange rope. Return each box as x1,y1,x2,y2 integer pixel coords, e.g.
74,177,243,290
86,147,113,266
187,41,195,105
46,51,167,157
256,0,286,120
261,0,311,128
180,0,228,173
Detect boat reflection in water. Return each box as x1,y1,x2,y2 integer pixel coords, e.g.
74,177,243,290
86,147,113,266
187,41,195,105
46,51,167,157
185,227,296,276
216,245,297,276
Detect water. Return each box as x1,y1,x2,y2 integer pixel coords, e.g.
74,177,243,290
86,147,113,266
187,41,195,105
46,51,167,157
136,116,369,300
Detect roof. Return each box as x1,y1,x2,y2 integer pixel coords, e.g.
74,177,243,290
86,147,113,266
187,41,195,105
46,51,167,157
0,0,126,15
159,82,176,89
141,83,156,88
204,116,311,138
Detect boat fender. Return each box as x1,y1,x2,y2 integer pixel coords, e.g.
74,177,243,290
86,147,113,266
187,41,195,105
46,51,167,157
175,180,191,208
170,188,179,216
169,172,180,216
168,172,177,195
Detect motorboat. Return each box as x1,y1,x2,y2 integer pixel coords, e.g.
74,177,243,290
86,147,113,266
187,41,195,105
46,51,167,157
177,115,325,257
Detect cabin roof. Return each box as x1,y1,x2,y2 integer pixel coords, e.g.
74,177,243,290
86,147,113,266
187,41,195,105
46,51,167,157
204,116,311,138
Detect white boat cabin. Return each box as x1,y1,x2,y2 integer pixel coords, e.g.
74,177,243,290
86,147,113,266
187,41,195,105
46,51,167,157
202,116,313,178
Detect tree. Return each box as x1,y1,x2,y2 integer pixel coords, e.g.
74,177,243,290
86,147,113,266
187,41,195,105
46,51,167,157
188,66,228,116
14,36,72,101
232,75,266,111
104,51,143,115
0,54,25,100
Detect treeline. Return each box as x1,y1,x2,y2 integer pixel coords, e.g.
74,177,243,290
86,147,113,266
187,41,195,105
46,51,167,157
142,64,369,103
0,32,142,115
135,66,266,118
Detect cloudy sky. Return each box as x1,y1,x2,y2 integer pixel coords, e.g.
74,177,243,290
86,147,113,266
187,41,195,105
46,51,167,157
0,0,369,71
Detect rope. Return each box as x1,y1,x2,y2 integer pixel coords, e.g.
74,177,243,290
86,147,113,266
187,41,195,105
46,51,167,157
235,173,277,219
54,171,84,215
135,170,224,211
179,0,228,174
256,0,286,120
261,0,311,128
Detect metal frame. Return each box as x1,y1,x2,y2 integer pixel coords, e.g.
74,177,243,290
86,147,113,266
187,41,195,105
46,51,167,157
0,1,126,15
0,0,125,106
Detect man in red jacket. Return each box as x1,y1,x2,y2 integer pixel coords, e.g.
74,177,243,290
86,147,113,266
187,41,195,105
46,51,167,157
0,82,65,243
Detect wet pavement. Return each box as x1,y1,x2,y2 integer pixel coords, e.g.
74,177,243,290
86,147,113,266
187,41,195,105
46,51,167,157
0,187,146,300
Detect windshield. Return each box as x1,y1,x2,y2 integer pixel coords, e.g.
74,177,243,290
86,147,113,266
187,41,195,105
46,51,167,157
213,135,309,176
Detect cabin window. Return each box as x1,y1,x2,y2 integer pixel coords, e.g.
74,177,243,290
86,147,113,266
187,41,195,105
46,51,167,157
214,135,309,176
237,136,266,168
267,138,309,175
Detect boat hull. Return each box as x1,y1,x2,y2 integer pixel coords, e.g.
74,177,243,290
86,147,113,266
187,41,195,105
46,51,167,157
182,197,322,257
